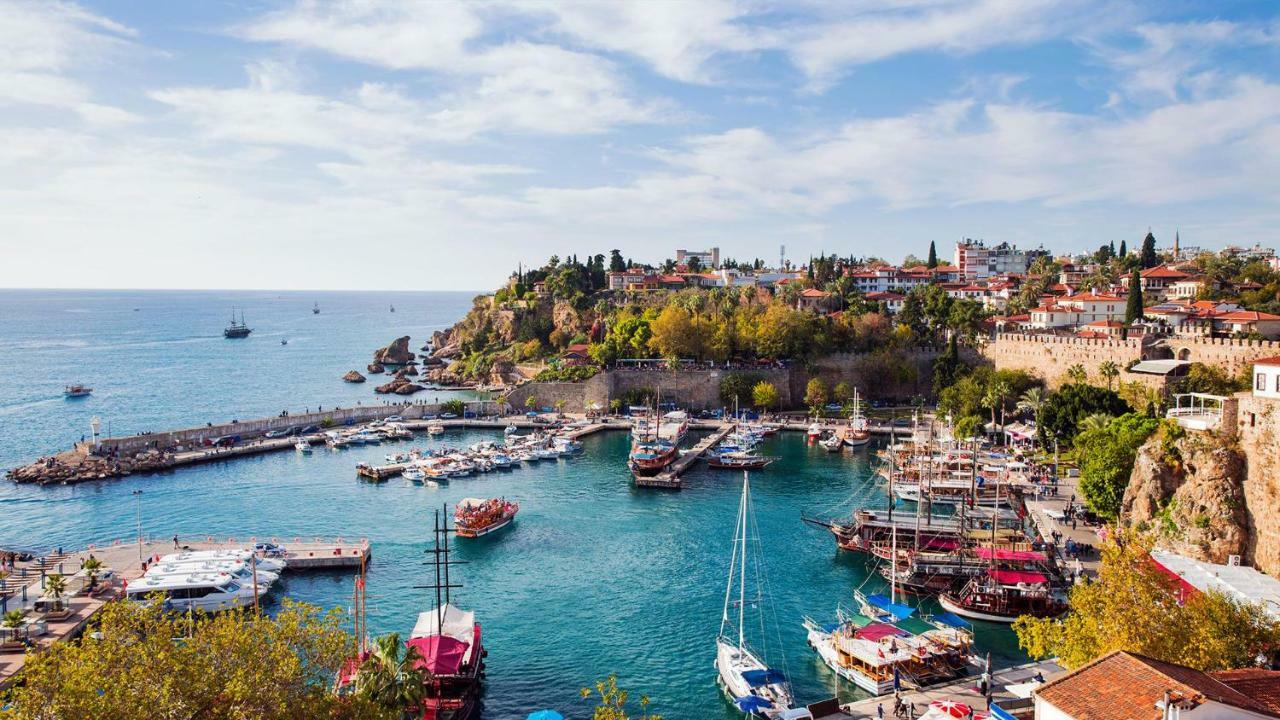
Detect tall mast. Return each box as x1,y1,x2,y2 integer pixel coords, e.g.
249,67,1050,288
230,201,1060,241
738,472,749,650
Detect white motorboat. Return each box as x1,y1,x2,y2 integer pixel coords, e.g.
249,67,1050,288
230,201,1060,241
146,559,279,587
295,440,312,453
125,572,261,612
160,549,286,574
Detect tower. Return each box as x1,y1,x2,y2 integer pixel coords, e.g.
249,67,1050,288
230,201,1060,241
1174,230,1180,258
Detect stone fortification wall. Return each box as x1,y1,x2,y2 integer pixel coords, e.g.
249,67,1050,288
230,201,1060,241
979,334,1143,387
1234,393,1280,575
504,372,610,412
802,350,947,401
1162,337,1280,374
505,367,793,412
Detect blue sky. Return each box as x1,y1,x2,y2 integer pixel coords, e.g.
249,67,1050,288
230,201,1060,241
2,1,1279,290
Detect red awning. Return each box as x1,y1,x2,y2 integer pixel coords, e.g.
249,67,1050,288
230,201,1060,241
407,636,469,676
854,622,911,642
976,547,1046,562
989,569,1048,585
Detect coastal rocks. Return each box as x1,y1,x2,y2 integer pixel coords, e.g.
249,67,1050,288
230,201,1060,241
1122,431,1249,564
367,362,385,374
6,449,163,485
403,365,418,376
374,377,425,395
394,383,425,395
373,336,415,366
343,370,366,383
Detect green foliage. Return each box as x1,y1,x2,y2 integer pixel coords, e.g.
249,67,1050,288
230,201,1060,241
804,377,828,411
580,675,662,720
1174,363,1250,395
832,381,854,404
719,372,762,407
440,399,467,416
1075,413,1161,519
1038,383,1131,447
533,366,599,382
751,380,779,410
1139,231,1158,269
937,367,1040,424
1014,531,1280,671
953,415,984,439
1125,270,1144,323
926,241,938,268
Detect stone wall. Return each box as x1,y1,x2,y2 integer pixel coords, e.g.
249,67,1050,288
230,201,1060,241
979,333,1143,387
1233,393,1280,575
504,367,793,412
504,372,610,412
1159,336,1280,374
802,350,948,402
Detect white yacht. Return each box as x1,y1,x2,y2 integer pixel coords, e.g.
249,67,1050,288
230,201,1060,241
125,572,261,612
295,440,312,453
161,549,286,574
146,559,279,587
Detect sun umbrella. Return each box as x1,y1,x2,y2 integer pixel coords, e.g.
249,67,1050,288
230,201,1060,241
526,711,565,720
929,699,973,718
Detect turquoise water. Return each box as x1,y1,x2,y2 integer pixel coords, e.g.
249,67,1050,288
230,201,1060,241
0,290,1021,718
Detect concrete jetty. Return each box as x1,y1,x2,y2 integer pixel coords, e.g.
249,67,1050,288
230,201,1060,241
635,423,734,489
838,659,1061,718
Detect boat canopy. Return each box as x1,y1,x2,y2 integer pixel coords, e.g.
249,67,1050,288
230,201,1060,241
742,668,787,688
930,611,972,629
735,696,775,712
853,622,911,642
406,635,468,675
410,603,475,642
455,498,488,511
976,547,1046,562
989,569,1048,586
865,594,916,621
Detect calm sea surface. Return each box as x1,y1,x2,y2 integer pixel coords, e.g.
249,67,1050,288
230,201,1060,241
0,289,1020,718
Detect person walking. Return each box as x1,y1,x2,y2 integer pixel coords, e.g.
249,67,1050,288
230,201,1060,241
877,703,884,719
172,534,179,549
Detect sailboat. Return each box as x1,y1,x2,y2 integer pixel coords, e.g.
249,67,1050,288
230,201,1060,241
313,301,320,315
223,309,252,338
844,388,871,447
716,472,795,718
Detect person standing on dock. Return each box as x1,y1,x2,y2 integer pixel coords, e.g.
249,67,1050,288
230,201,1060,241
172,535,179,548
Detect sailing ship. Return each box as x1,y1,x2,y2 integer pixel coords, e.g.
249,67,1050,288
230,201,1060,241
629,439,678,476
453,497,518,538
313,301,320,314
335,509,485,719
939,569,1068,623
716,472,796,718
844,388,871,447
223,310,252,338
63,384,92,398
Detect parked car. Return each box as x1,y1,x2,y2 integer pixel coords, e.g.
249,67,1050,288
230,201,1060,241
264,429,292,439
440,413,458,419
253,542,287,558
385,415,403,422
300,425,320,433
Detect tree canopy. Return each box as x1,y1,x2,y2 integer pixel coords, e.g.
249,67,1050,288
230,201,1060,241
1038,383,1131,447
1075,413,1163,519
1014,532,1280,671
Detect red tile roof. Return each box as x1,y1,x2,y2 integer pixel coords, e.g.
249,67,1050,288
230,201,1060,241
1064,292,1123,302
1254,356,1280,367
1035,651,1277,719
1217,310,1280,322
799,288,832,298
1211,668,1280,713
1086,320,1126,327
1140,264,1191,279
866,291,904,300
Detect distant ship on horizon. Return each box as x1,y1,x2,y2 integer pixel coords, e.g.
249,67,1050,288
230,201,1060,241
313,301,320,315
224,310,252,339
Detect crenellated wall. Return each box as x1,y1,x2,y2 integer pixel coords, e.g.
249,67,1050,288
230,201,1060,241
979,333,1144,387
1160,336,1280,374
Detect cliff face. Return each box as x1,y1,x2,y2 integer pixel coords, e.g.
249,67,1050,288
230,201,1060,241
1237,395,1280,575
1122,431,1249,564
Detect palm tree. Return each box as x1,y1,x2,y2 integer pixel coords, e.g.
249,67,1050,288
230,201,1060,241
1099,360,1120,391
1017,388,1046,420
2,609,25,643
44,573,67,612
1066,364,1088,385
356,632,428,715
82,557,104,590
982,380,1012,432
1078,413,1113,434
553,399,567,417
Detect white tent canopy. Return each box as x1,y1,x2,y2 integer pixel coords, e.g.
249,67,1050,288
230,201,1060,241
411,603,476,641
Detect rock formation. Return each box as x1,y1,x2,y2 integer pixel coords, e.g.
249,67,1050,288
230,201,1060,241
1122,431,1249,564
373,336,415,365
367,362,385,374
374,377,425,395
394,383,424,395
343,370,366,383
403,365,418,376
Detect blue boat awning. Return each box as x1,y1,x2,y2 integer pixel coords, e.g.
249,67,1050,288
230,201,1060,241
742,668,787,688
866,593,916,621
735,695,775,712
932,611,972,629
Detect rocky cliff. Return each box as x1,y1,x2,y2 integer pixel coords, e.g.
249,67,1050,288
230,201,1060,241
1122,430,1250,563
373,336,415,365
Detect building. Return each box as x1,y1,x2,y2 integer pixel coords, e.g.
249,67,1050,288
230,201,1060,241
1028,293,1126,330
795,288,833,312
606,270,652,290
675,247,719,269
1149,550,1280,617
1033,650,1280,720
865,291,904,314
954,239,1045,280
1128,264,1192,302
1253,357,1280,400
1215,310,1280,339
560,343,592,367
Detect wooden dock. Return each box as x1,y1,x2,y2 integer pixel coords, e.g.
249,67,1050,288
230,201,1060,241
635,424,734,489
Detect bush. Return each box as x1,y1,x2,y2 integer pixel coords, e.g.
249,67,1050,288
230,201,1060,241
440,400,466,416
719,372,762,407
1075,413,1161,519
1038,383,1131,447
533,366,598,382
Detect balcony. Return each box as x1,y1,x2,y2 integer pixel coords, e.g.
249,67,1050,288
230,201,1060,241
1166,393,1226,431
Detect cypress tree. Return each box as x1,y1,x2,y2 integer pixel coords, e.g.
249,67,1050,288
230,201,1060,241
927,241,938,268
1119,239,1127,258
1140,232,1157,268
1125,269,1144,323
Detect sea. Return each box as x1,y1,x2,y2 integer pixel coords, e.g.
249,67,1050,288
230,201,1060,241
0,289,1022,718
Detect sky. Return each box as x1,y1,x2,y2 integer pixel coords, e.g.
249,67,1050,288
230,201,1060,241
2,1,1280,291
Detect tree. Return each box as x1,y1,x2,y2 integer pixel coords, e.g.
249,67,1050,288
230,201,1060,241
8,599,386,720
1017,387,1046,421
1140,231,1158,268
1038,383,1131,447
648,305,698,360
1066,364,1088,385
982,380,1011,430
554,399,567,416
1014,531,1280,671
43,573,67,612
719,372,761,407
609,249,626,272
927,241,938,268
3,609,25,642
1118,239,1127,258
1075,414,1161,518
441,399,467,416
833,381,854,405
580,675,663,720
524,395,538,411
1098,360,1120,390
804,377,828,412
954,415,983,439
686,256,702,272
82,556,104,589
1125,269,1144,323
354,632,428,714
751,380,779,411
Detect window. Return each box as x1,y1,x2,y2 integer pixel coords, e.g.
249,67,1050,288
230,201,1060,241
1259,373,1267,391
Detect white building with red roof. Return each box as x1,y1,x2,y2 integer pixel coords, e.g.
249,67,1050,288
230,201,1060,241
1028,292,1126,330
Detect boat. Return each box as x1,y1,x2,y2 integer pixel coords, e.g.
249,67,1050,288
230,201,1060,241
503,425,518,436
145,559,279,587
629,439,678,477
313,301,320,315
716,472,796,718
159,549,286,574
454,497,519,538
708,451,774,470
844,388,871,447
63,384,92,398
281,339,288,345
223,310,252,339
295,440,312,453
820,434,843,453
658,411,689,445
125,572,263,612
939,569,1069,623
806,422,823,441
389,304,395,313
427,422,445,435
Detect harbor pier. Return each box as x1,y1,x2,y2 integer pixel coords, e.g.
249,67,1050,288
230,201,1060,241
636,423,735,489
